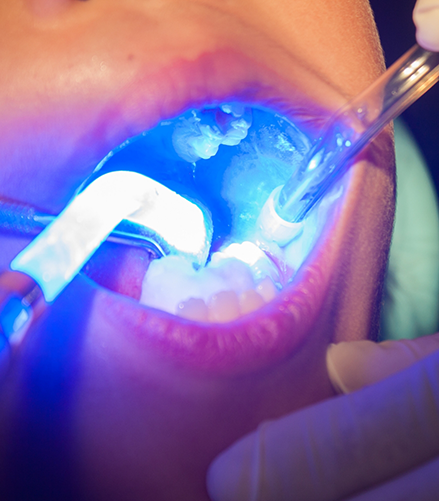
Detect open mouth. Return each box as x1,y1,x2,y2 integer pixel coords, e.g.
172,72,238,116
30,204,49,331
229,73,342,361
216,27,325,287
77,99,350,376
82,103,343,315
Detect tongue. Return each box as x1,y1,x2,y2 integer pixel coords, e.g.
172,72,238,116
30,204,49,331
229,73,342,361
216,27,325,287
82,242,153,301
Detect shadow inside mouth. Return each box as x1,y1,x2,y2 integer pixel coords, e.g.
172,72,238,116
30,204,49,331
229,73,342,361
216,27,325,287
81,103,343,323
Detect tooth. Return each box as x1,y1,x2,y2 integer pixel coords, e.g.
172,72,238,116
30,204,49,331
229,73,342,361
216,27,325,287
239,289,265,315
212,242,279,284
256,276,277,303
209,257,255,295
140,256,200,315
207,290,240,323
177,297,209,322
220,102,245,117
172,106,251,162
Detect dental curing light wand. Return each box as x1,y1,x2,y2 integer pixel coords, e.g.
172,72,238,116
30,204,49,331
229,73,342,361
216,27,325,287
0,199,166,259
260,44,439,246
0,171,212,380
0,170,150,376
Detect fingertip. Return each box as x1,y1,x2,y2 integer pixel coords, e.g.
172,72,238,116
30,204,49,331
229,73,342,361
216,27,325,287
207,433,255,501
413,2,439,51
327,334,439,394
326,340,382,394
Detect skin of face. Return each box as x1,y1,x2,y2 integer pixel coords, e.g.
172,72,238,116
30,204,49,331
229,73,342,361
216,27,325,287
0,1,395,500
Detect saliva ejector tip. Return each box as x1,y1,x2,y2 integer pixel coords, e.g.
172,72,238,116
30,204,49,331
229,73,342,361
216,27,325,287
257,186,304,247
259,43,439,247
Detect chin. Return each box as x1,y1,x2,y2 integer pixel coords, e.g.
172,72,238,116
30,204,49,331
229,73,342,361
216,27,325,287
0,2,395,500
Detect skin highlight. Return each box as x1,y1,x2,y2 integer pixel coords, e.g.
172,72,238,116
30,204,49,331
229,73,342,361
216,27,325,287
0,1,395,500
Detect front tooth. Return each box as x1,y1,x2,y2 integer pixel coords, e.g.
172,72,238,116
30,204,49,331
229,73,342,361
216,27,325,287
239,289,265,315
177,297,209,322
256,276,277,303
207,290,240,323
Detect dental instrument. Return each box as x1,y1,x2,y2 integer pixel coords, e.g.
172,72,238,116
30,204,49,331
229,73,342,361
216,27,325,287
259,44,439,246
0,170,211,350
0,195,210,261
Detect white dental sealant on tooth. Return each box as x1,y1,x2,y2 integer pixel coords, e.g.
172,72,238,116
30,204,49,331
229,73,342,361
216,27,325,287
86,104,344,323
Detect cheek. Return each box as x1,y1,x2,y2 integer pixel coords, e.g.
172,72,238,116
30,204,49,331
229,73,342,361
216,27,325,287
329,137,395,343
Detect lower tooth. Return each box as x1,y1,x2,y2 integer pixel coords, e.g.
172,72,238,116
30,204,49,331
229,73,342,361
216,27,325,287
207,290,240,323
209,258,255,295
140,249,281,322
177,297,209,322
239,289,265,315
256,276,277,303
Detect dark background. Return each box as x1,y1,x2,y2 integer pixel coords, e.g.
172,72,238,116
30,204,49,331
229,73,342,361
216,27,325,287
370,0,439,193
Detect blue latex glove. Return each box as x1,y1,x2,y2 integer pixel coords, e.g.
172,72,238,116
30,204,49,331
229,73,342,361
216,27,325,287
207,335,439,501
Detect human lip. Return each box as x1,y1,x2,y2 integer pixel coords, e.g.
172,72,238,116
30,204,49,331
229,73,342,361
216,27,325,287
94,228,336,375
3,50,328,213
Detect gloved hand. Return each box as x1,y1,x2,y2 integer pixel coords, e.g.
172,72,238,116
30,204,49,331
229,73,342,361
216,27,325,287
413,0,439,51
207,334,439,501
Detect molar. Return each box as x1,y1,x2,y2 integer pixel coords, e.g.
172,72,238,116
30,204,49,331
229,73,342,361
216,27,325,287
256,276,278,303
239,289,265,315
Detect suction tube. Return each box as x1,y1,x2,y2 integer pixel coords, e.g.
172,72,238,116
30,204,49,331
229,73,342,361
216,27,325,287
259,44,439,246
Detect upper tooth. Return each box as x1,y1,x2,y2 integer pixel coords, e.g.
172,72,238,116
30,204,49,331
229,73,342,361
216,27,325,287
171,107,251,162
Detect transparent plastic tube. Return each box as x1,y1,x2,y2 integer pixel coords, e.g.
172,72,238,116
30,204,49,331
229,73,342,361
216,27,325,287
275,44,439,224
